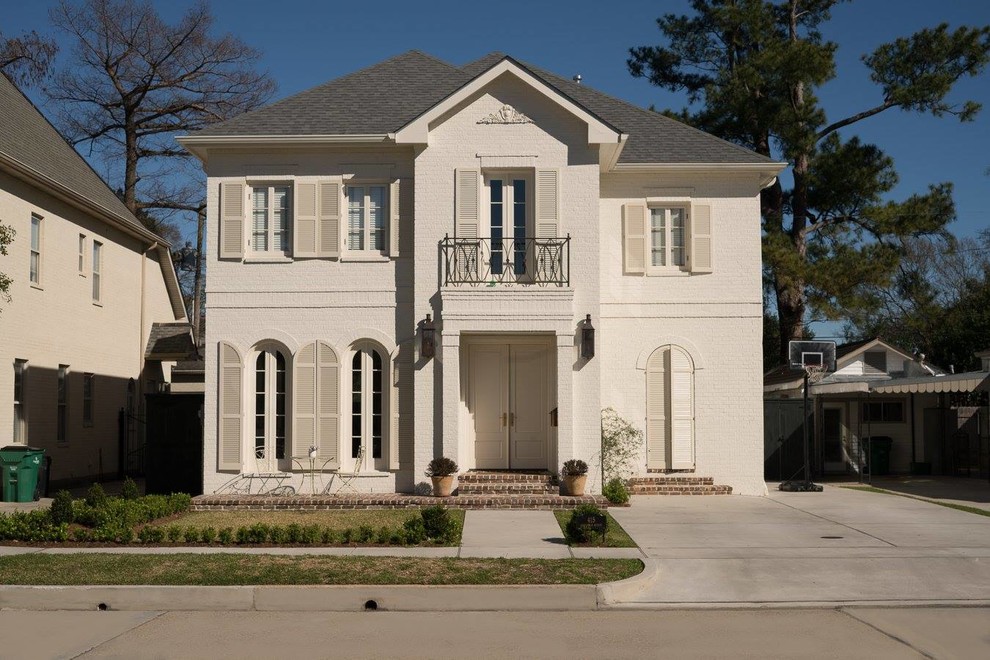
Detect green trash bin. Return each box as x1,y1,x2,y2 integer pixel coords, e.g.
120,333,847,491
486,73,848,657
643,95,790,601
0,446,46,502
866,436,893,476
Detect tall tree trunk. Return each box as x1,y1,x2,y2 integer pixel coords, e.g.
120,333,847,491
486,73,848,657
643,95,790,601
123,114,138,214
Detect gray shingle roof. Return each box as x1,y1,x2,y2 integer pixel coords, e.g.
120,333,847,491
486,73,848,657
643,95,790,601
0,73,158,239
145,322,196,359
192,51,774,165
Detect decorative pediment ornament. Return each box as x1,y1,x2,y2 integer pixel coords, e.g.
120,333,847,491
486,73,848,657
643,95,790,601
478,103,533,125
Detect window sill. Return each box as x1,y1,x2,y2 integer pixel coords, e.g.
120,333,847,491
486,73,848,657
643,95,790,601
29,283,43,291
79,272,86,278
339,253,391,263
243,255,293,264
92,301,103,307
645,270,691,277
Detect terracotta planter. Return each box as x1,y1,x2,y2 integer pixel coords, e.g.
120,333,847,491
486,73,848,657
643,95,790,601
562,474,587,496
431,475,455,497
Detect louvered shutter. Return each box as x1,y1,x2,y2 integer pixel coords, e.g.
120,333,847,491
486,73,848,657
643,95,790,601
389,352,401,470
395,343,413,470
293,343,317,459
294,182,318,258
316,342,340,469
646,348,668,469
388,179,412,258
218,342,243,471
535,169,560,238
219,183,245,259
454,169,480,238
669,347,696,468
318,181,341,258
689,204,713,273
623,203,647,274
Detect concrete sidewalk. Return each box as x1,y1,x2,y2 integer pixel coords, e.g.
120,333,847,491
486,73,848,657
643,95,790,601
610,485,990,606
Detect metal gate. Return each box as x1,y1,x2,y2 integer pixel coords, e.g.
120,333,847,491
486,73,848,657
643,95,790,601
144,392,204,496
764,399,811,481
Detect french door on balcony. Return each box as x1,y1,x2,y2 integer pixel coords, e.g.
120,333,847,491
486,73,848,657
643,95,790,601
469,338,550,470
485,174,532,281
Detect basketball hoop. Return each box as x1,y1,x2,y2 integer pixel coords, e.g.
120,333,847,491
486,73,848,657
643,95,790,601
804,364,828,384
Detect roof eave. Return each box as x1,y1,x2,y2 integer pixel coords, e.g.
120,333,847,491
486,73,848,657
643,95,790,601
0,151,170,249
176,134,396,161
612,161,787,187
393,58,621,146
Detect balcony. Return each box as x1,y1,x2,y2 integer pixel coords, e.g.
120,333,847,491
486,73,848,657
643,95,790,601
441,235,570,287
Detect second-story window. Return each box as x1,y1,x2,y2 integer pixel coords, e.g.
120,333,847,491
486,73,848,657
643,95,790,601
92,241,103,302
29,214,42,284
347,185,387,253
649,207,686,272
251,185,291,255
78,234,86,274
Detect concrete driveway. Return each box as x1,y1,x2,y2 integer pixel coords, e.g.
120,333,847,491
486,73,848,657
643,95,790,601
609,485,990,605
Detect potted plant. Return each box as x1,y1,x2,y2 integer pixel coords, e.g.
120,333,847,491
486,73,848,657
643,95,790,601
425,457,459,497
561,459,589,496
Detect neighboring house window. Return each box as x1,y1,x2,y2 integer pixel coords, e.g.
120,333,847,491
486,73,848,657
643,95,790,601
92,241,102,302
646,345,695,469
347,185,387,253
78,234,86,274
13,360,26,443
864,350,887,373
57,365,68,443
351,347,384,462
254,349,286,467
863,400,904,423
649,207,686,271
29,214,42,284
82,373,94,426
251,185,290,254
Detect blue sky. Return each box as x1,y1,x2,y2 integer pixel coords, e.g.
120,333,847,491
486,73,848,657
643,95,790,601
6,0,989,338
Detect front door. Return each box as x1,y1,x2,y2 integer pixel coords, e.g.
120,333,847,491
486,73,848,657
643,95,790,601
470,341,549,469
822,406,845,473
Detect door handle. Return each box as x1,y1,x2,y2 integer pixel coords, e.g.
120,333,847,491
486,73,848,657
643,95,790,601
509,412,515,427
501,413,507,427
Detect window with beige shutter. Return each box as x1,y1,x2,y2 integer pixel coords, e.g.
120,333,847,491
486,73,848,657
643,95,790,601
623,202,713,276
294,342,340,470
219,182,245,260
218,342,243,471
646,345,696,470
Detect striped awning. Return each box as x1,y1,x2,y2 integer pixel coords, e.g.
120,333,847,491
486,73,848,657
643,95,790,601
869,371,990,394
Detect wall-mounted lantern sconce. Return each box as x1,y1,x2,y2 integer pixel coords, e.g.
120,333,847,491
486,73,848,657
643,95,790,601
421,314,436,359
580,314,595,359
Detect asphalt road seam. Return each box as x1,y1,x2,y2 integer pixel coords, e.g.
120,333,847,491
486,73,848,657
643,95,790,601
838,607,935,659
69,611,166,660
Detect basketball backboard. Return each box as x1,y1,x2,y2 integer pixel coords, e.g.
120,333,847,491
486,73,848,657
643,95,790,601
788,340,837,372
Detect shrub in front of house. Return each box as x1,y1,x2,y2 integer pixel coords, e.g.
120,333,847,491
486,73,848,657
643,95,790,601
421,504,460,543
602,477,630,505
49,490,75,526
121,477,140,500
565,503,607,544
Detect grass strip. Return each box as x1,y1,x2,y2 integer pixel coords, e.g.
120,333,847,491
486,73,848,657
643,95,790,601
552,511,638,548
0,554,642,586
160,509,459,531
842,485,990,518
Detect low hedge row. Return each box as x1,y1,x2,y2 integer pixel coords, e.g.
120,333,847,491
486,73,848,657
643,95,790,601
0,489,192,544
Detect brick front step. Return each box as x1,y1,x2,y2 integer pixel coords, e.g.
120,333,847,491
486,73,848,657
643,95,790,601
629,486,732,495
629,477,715,486
458,471,553,484
192,493,608,510
458,483,558,495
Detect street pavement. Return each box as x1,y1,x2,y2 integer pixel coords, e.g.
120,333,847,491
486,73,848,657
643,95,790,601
609,485,990,605
0,608,988,658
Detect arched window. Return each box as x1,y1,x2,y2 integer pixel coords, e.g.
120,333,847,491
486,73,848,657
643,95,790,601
351,346,385,469
646,345,695,470
255,348,286,471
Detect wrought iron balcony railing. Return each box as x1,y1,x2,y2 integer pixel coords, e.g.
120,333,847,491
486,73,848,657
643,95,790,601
441,235,570,287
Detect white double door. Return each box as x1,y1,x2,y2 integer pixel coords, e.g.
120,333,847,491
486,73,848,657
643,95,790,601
470,341,549,469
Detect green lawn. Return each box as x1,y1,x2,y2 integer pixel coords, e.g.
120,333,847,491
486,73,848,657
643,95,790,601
0,554,643,585
161,509,461,532
552,511,637,548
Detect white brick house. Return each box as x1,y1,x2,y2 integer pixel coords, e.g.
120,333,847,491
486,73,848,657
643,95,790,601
179,52,785,496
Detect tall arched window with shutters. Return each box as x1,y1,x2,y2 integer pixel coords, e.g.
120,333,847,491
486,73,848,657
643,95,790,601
351,344,387,472
646,345,696,470
253,346,288,473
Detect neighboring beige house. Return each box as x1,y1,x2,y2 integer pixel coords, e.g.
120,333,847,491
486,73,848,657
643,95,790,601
765,338,989,478
180,51,786,496
0,73,187,486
